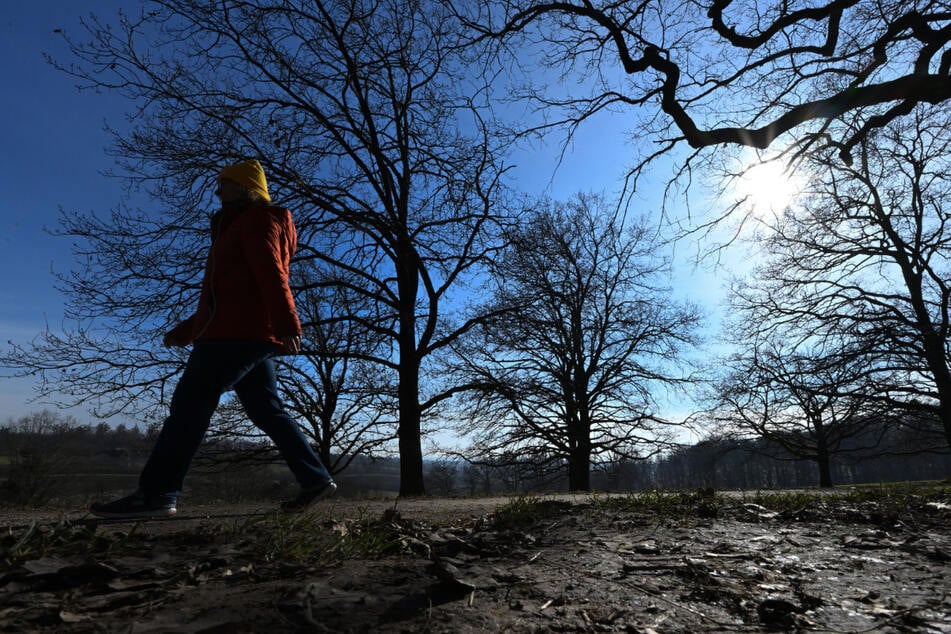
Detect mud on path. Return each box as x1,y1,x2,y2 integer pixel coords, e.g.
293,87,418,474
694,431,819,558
2,490,950,632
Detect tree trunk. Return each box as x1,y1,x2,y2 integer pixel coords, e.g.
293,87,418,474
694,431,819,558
933,393,951,480
396,247,425,496
816,453,833,488
814,421,834,488
319,386,337,472
397,363,425,496
927,357,951,452
915,328,951,477
567,439,591,491
899,272,951,454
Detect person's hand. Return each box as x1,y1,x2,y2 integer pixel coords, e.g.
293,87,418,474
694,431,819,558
281,334,303,354
162,331,188,348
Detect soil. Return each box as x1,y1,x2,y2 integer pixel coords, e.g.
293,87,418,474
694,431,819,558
1,492,950,633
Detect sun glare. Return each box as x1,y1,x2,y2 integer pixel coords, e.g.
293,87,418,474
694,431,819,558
732,159,804,218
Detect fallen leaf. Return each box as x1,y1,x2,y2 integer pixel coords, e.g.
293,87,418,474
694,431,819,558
58,611,89,624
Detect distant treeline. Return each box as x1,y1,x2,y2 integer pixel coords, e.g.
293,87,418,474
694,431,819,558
448,417,951,494
1,411,948,507
0,412,403,507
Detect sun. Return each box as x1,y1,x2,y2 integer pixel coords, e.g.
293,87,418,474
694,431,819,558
731,158,805,218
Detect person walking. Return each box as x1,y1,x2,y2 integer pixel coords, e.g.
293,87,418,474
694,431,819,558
91,160,336,519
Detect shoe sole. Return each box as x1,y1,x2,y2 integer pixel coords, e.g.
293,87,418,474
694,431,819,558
282,482,338,511
314,482,338,502
90,508,178,520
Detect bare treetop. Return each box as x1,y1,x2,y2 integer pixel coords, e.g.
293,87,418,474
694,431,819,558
459,0,951,166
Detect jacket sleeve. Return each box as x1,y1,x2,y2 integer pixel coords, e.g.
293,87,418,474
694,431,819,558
242,208,302,337
166,260,214,346
165,315,197,346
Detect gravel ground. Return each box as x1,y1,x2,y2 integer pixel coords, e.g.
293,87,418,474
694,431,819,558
2,491,949,632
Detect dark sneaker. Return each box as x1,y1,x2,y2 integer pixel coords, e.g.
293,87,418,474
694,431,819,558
281,480,337,511
90,490,177,519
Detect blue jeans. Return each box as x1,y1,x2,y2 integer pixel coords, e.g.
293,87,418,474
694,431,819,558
139,340,332,499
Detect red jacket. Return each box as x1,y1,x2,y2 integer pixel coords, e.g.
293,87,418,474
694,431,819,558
167,203,302,351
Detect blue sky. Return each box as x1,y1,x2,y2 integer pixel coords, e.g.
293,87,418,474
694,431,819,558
0,2,137,421
0,2,730,425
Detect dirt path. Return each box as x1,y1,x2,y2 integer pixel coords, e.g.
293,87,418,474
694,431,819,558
2,491,949,632
0,493,591,527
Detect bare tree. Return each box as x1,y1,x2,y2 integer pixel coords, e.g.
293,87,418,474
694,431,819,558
424,460,457,496
456,194,701,491
713,334,887,487
0,411,79,506
2,0,512,495
729,105,951,455
279,275,398,473
457,0,951,172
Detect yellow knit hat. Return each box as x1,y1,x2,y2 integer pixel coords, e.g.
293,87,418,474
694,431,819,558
218,159,271,202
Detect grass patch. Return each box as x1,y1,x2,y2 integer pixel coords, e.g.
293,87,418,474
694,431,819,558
489,495,576,530
241,507,413,565
838,481,951,520
741,490,825,512
2,507,419,571
738,481,951,515
841,480,950,502
585,481,951,524
1,518,107,567
590,489,724,518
